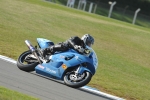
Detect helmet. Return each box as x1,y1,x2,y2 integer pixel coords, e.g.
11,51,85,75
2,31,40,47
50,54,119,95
81,34,94,47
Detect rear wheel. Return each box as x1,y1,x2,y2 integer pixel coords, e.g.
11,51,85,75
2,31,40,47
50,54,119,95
17,50,39,72
64,70,92,88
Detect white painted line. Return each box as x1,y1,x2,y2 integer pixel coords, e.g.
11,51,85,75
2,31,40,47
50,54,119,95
0,55,125,100
0,55,17,64
82,86,125,100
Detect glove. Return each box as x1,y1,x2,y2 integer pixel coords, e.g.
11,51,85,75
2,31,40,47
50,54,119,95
84,48,91,54
74,45,84,54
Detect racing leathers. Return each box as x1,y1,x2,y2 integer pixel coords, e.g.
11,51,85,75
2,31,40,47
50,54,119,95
42,36,86,56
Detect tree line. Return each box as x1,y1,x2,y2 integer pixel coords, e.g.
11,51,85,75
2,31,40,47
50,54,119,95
90,0,150,16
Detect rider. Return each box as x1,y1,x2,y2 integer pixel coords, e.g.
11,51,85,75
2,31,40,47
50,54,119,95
42,34,94,57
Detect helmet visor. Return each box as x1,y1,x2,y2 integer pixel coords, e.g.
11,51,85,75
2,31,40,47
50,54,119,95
87,40,94,47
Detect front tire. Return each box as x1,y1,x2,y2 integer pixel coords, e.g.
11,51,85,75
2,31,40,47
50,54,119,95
64,71,92,88
17,50,39,72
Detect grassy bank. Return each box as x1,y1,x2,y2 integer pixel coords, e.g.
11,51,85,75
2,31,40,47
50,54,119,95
0,86,39,100
0,0,150,100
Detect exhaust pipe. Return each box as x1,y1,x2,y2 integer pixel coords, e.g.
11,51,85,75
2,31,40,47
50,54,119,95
25,40,35,52
25,40,42,64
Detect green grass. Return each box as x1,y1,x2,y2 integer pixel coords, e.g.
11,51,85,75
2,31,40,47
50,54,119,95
0,86,39,100
0,0,150,100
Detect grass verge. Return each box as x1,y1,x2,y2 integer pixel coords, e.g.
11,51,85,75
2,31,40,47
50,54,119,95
0,86,39,100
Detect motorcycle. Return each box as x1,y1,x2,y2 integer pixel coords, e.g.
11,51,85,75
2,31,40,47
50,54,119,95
17,38,98,88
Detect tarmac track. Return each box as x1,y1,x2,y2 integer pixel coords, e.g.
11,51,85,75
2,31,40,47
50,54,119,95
0,56,124,100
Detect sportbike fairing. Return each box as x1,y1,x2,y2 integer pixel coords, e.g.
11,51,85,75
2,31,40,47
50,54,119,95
35,39,98,80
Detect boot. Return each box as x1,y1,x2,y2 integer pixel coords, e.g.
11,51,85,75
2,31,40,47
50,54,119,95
38,47,52,62
42,47,52,57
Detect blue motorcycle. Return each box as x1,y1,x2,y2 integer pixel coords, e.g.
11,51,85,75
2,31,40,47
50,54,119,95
17,38,98,88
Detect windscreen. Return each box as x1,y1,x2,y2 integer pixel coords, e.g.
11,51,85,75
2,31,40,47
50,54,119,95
86,46,98,69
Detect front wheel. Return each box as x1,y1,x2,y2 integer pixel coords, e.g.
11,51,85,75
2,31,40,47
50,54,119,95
64,71,92,88
17,50,39,72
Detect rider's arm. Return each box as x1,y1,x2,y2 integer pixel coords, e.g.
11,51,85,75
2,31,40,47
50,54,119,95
67,36,85,49
64,36,85,54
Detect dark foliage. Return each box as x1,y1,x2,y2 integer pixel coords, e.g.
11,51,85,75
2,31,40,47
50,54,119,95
88,0,150,15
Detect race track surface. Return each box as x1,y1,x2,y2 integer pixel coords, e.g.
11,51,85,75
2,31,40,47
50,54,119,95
0,57,123,100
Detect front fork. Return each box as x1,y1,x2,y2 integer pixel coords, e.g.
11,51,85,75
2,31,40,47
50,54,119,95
75,64,92,76
75,65,85,75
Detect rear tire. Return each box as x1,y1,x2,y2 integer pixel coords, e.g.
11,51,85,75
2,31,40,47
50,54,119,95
17,50,39,72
